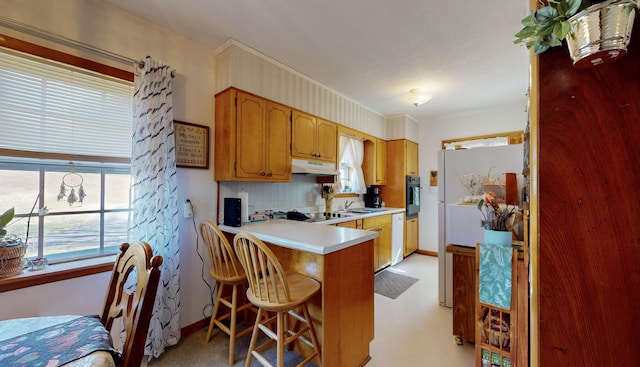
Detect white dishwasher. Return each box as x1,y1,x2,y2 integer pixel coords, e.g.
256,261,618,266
391,212,405,265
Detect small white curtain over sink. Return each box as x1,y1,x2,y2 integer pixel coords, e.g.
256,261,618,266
338,135,366,194
131,56,181,359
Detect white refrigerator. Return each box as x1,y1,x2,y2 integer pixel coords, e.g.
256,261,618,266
437,145,523,307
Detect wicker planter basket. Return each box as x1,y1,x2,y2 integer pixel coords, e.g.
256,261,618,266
0,239,27,279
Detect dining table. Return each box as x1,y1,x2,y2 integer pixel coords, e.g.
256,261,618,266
0,315,116,367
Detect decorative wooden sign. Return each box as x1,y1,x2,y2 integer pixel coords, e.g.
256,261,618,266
174,121,209,169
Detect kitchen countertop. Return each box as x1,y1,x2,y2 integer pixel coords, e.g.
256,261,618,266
219,207,405,255
310,207,405,225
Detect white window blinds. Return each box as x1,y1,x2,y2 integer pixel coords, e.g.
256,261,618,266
0,48,133,159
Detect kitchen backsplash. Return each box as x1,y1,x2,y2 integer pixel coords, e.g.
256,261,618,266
218,176,363,220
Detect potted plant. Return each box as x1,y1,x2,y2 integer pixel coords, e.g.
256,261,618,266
0,207,28,278
515,0,639,68
478,191,522,245
0,207,18,245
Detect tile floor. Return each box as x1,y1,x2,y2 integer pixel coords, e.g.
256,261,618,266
369,254,475,366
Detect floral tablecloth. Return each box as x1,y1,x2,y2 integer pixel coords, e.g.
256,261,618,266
0,315,116,367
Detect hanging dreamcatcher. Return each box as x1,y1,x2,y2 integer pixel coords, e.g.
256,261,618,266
57,163,86,206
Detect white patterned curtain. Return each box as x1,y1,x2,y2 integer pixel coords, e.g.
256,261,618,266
131,56,181,359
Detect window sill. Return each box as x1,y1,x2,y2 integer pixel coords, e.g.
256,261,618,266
0,256,116,292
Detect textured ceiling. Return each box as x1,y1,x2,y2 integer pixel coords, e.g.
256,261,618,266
103,0,531,122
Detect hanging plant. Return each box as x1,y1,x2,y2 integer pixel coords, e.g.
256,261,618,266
515,0,639,67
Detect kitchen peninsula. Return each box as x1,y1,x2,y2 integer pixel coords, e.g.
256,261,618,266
220,219,378,367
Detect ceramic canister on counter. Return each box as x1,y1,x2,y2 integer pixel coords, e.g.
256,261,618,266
238,191,249,223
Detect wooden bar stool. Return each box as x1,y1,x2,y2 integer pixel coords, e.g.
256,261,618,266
233,232,322,367
200,220,254,366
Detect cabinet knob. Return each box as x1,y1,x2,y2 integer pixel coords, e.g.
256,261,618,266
260,172,266,176
267,172,273,177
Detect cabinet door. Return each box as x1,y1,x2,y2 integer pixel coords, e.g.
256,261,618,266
406,140,419,176
375,139,387,185
405,216,418,256
365,215,392,272
316,118,337,163
450,246,476,343
265,101,292,181
291,110,316,159
377,220,392,269
335,220,356,228
236,92,266,179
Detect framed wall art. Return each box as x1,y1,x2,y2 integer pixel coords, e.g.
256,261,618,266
174,120,209,169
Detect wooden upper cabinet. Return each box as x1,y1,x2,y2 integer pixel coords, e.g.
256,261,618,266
264,101,292,180
375,139,387,184
236,93,266,178
385,139,419,209
316,118,338,162
215,88,291,182
292,110,337,163
363,138,387,185
406,140,418,176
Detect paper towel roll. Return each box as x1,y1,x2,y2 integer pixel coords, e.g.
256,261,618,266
238,191,249,223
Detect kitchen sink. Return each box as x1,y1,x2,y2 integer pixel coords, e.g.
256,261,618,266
347,208,384,214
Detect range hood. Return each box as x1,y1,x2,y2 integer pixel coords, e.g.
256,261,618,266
291,158,339,175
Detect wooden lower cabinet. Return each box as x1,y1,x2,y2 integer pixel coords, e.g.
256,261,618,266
446,245,476,344
363,215,391,272
405,216,418,256
335,219,362,229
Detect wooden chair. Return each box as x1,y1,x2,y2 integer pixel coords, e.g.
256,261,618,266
200,220,255,366
101,241,163,367
233,232,322,367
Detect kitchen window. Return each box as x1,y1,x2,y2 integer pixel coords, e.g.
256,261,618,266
336,135,366,194
0,37,134,267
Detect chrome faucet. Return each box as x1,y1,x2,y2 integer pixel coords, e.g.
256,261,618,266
345,200,354,210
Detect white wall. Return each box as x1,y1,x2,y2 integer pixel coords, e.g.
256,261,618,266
216,42,388,139
417,103,528,253
0,0,218,328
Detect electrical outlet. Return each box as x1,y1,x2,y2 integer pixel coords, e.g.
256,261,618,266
183,200,193,218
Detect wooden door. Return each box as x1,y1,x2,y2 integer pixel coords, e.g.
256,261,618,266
265,101,291,181
236,92,266,179
291,110,316,159
405,216,418,256
316,118,337,163
406,140,418,176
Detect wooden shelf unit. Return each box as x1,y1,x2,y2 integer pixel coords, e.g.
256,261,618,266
475,245,518,367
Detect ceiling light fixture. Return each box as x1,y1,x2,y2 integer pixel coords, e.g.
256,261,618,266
408,88,432,107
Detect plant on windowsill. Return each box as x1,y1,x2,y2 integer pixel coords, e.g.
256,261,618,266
0,206,28,278
0,196,48,277
514,0,638,68
0,207,19,246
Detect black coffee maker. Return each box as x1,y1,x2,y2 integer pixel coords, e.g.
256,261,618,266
364,187,382,208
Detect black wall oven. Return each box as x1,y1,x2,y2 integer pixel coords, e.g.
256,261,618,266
406,175,421,218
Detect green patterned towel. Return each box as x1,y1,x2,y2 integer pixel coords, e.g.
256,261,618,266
479,242,513,309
